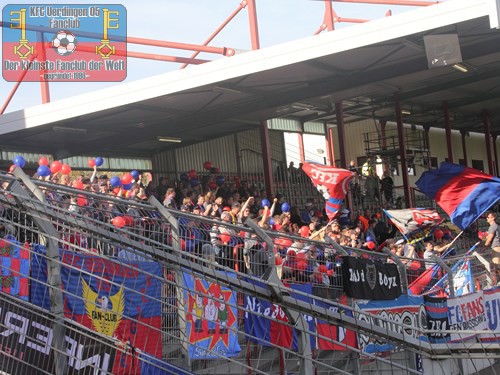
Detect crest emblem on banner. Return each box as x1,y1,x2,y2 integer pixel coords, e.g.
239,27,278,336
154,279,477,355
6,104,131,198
81,278,125,337
366,263,377,290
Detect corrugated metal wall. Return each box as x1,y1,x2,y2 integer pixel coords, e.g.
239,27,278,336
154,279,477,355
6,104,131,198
150,127,286,182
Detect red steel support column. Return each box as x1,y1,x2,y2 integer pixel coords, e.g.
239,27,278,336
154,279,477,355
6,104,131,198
460,130,469,167
335,102,347,168
482,111,495,175
395,95,411,208
380,119,387,150
323,0,336,31
443,101,453,163
260,120,274,198
327,126,336,166
36,32,50,103
493,134,499,176
246,0,261,50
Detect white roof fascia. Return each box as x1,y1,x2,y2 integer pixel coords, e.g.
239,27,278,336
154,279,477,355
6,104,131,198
0,0,497,135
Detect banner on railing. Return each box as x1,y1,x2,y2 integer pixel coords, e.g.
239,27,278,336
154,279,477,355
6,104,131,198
182,272,241,360
447,291,487,342
245,282,318,350
0,292,116,374
313,296,357,350
30,246,162,375
424,296,450,343
0,238,29,301
354,295,426,353
481,286,500,343
342,256,401,300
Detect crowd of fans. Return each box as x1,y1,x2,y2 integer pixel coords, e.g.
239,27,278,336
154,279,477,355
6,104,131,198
7,163,472,289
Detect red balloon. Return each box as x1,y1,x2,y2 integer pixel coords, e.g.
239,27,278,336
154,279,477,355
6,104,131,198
188,169,197,179
112,216,126,228
287,249,296,257
77,195,87,207
121,173,133,185
327,269,334,277
299,226,310,238
366,241,376,250
8,165,16,173
220,234,231,244
296,252,307,262
434,229,444,240
61,164,72,175
296,261,308,271
123,215,134,226
208,181,217,190
275,255,283,266
88,159,96,167
50,161,62,174
38,157,49,166
74,180,84,189
203,161,213,170
112,187,121,195
318,265,328,273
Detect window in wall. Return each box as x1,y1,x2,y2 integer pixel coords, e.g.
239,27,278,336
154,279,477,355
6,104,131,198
471,159,484,172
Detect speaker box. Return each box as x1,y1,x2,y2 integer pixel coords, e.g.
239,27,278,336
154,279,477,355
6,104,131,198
423,34,462,69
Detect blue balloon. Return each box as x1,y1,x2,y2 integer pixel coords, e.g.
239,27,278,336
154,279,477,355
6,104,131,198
180,173,189,182
94,157,104,167
190,178,200,187
215,175,225,186
37,165,51,177
326,261,334,270
110,176,122,187
261,199,270,208
268,218,275,225
130,170,140,179
13,155,26,168
122,182,133,190
281,202,290,212
366,236,374,242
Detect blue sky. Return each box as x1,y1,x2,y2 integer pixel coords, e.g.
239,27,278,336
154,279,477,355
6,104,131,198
0,0,427,113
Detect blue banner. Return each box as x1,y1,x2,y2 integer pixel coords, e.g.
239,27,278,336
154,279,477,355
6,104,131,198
30,245,163,374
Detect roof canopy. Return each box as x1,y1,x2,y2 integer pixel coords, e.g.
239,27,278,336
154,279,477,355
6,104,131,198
1,0,499,159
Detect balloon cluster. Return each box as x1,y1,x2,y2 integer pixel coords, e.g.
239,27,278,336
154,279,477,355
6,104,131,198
87,157,104,168
179,161,224,189
203,161,220,175
109,169,140,192
11,155,73,177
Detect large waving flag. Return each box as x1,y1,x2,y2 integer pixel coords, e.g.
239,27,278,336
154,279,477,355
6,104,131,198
416,162,500,230
384,208,442,244
301,162,354,220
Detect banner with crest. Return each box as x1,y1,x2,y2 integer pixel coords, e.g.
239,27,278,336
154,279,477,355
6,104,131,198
30,245,162,375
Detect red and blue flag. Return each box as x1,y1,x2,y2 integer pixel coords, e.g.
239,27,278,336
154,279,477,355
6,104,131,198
302,162,354,220
416,162,500,230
